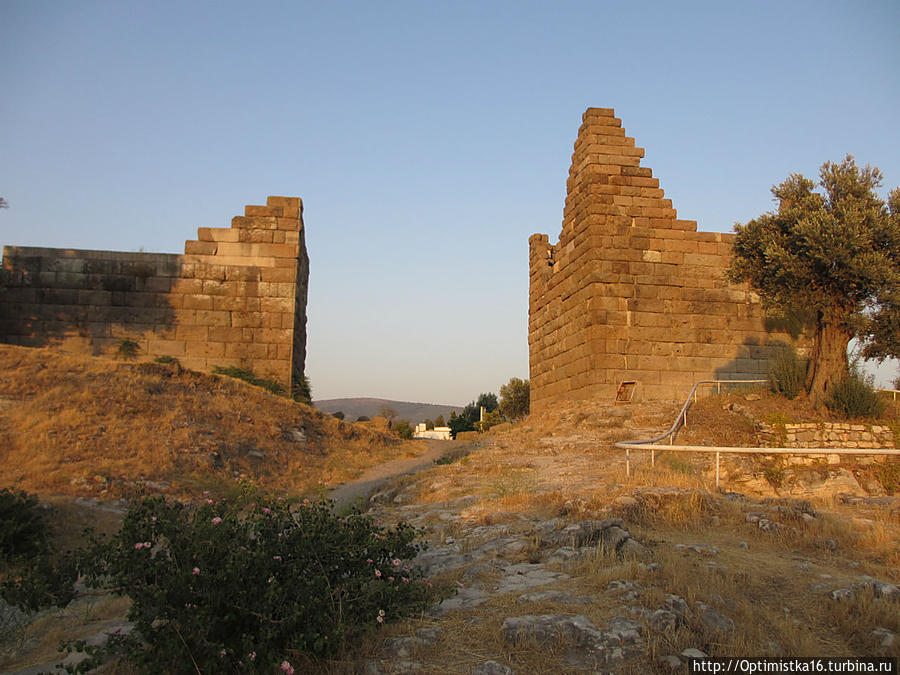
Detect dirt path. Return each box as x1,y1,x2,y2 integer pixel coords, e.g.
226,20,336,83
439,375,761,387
328,439,469,510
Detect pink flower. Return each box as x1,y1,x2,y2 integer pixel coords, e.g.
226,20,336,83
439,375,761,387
192,567,200,575
262,507,272,515
219,649,226,657
249,652,256,661
204,499,213,505
376,615,384,623
280,661,294,674
388,576,394,582
134,542,144,550
212,517,223,525
273,555,282,561
392,558,401,567
366,558,373,563
402,577,409,583
374,569,382,578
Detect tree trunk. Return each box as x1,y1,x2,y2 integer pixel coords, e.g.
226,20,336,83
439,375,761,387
805,311,853,408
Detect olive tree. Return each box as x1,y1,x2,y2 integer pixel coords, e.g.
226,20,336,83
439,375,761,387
728,156,900,406
499,377,530,421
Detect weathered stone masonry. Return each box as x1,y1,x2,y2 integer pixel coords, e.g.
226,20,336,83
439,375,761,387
529,109,804,408
0,196,309,394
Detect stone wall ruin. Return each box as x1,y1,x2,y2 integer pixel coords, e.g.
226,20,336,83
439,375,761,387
0,196,309,394
529,108,805,408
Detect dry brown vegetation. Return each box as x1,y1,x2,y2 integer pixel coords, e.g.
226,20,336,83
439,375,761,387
2,352,899,672
0,344,425,499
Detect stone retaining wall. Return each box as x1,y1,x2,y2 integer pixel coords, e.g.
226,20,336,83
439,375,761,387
757,422,896,449
528,108,807,408
0,196,309,394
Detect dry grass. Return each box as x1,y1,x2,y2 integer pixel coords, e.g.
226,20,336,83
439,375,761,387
3,354,899,672
0,344,424,499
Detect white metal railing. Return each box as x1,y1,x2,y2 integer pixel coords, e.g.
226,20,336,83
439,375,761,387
614,380,900,488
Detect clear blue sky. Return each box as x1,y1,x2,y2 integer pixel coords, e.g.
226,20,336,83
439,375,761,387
2,1,899,404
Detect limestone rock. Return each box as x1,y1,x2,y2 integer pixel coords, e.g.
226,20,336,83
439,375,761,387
517,590,590,605
659,654,683,670
472,661,515,675
871,627,896,648
695,601,735,635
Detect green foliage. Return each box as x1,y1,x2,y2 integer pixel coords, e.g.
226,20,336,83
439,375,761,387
424,419,434,430
499,377,530,420
767,344,805,399
292,373,312,405
356,415,371,422
825,369,886,419
152,355,180,366
447,410,474,439
116,339,141,361
861,291,900,361
762,459,786,489
728,157,900,396
476,392,499,413
64,492,444,672
332,411,345,420
0,489,47,561
434,414,445,428
474,409,503,433
0,489,78,612
213,366,286,396
393,420,414,439
870,460,900,493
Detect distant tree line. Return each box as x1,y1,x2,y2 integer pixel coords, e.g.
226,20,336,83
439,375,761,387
447,377,530,439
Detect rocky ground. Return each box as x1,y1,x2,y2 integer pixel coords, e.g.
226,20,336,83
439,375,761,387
346,399,899,673
3,396,899,673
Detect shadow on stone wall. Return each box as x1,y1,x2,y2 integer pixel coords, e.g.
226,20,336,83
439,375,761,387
0,248,179,358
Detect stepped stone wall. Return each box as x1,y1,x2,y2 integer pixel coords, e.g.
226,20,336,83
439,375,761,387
529,108,805,408
0,196,309,394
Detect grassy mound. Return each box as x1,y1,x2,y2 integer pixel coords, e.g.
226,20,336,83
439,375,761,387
0,345,421,498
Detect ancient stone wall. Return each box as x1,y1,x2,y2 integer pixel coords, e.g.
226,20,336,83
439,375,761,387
0,196,308,394
758,422,895,450
529,108,806,408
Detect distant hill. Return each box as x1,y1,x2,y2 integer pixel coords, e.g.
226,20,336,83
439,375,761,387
314,397,463,424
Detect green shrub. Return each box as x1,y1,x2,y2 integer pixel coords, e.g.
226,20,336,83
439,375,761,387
393,420,414,439
474,409,504,433
292,373,313,405
0,489,78,611
116,339,141,361
66,492,445,672
213,366,285,396
825,370,886,419
152,355,180,366
767,343,805,399
0,489,47,561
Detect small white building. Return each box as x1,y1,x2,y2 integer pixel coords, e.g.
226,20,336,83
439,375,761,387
413,423,452,440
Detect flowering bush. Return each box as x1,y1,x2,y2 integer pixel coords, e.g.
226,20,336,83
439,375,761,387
71,491,444,672
0,488,77,611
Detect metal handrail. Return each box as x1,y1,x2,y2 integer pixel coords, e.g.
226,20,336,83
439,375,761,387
614,379,900,488
618,379,767,448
